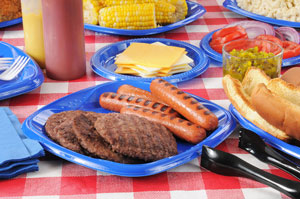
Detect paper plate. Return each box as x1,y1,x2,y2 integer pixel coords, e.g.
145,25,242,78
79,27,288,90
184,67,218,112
0,41,44,101
0,18,22,28
84,1,205,36
91,38,210,83
223,0,300,28
199,28,300,67
230,104,300,159
22,80,236,177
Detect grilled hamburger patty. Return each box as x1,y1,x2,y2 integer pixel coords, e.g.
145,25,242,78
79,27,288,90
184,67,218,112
94,113,178,161
45,111,84,153
72,113,137,163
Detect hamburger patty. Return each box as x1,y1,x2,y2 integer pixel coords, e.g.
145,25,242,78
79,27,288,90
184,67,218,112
72,113,138,163
94,113,178,162
45,111,84,153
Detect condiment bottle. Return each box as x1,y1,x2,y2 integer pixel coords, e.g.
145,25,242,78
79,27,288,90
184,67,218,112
41,0,86,80
21,0,45,68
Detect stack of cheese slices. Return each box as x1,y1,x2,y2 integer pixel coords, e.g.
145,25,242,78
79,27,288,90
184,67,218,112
223,67,300,142
114,42,193,77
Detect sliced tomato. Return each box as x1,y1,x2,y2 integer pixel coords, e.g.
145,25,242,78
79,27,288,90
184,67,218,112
212,25,246,40
251,39,282,55
210,43,223,53
255,35,283,47
282,41,300,59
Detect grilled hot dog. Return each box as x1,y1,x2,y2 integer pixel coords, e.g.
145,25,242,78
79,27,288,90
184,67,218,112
120,105,206,144
150,79,218,131
117,84,163,103
99,92,179,117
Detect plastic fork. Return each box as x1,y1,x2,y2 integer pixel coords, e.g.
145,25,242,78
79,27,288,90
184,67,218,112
0,57,13,70
0,56,30,81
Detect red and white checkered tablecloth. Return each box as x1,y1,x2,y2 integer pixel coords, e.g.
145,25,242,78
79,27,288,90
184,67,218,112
0,0,299,198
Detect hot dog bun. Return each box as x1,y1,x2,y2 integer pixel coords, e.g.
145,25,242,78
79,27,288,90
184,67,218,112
251,83,300,141
242,67,270,96
222,74,290,141
266,78,300,107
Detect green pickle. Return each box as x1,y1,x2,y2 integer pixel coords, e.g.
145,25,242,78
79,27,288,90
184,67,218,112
223,47,281,81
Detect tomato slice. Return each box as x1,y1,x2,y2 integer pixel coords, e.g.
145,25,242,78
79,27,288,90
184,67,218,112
282,41,300,59
212,25,246,40
255,35,283,47
210,44,223,53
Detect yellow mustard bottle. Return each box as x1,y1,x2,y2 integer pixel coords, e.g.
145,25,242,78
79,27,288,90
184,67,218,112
21,0,45,68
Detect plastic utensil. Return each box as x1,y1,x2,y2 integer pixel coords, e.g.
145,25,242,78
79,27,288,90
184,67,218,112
0,56,30,81
238,128,300,180
201,145,300,199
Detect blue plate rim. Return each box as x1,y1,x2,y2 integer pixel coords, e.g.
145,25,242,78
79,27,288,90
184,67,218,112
84,1,206,36
90,38,210,83
0,41,44,101
199,28,300,67
22,80,237,177
229,104,300,159
223,0,300,28
0,17,22,29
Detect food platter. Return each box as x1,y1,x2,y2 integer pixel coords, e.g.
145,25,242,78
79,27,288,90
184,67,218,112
199,28,300,67
22,80,236,177
0,41,44,101
0,17,22,28
230,104,300,159
223,0,300,28
91,38,210,83
84,1,206,36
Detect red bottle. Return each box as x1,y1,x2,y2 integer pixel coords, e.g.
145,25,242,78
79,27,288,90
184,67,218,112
42,0,86,80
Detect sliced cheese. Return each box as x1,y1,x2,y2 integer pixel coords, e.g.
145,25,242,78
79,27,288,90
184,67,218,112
115,42,186,68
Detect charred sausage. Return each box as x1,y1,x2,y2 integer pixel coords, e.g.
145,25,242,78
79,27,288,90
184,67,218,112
150,79,218,131
117,84,163,103
99,92,179,117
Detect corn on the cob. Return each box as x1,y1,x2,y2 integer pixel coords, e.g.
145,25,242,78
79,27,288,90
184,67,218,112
99,3,157,30
165,0,188,21
83,0,103,25
100,0,177,24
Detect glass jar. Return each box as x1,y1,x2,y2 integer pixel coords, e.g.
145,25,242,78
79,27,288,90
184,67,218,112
223,39,283,82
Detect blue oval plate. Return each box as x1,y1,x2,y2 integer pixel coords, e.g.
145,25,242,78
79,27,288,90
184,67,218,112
84,1,205,36
91,38,210,83
22,80,236,177
229,104,300,159
223,0,300,28
0,18,22,28
0,41,44,101
200,28,300,67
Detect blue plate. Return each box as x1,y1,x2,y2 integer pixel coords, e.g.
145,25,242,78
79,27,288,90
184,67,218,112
230,104,300,159
0,18,22,28
0,41,44,101
22,80,236,177
223,0,300,28
84,1,205,36
200,28,300,67
91,38,210,83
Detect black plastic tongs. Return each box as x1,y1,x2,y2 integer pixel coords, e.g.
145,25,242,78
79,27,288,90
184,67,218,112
200,128,300,199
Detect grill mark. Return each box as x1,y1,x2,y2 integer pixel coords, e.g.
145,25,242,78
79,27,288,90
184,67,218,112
133,106,141,111
152,103,160,109
204,111,211,115
197,105,204,110
119,95,126,100
178,119,184,123
103,93,109,97
160,105,168,112
161,114,167,117
171,87,177,90
110,93,117,99
184,95,191,100
127,96,135,102
191,100,198,104
143,109,149,113
165,83,171,87
187,122,193,126
144,100,151,106
136,98,143,103
158,79,164,83
177,91,184,94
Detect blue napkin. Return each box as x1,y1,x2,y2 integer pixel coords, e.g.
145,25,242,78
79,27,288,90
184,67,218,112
0,107,44,178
